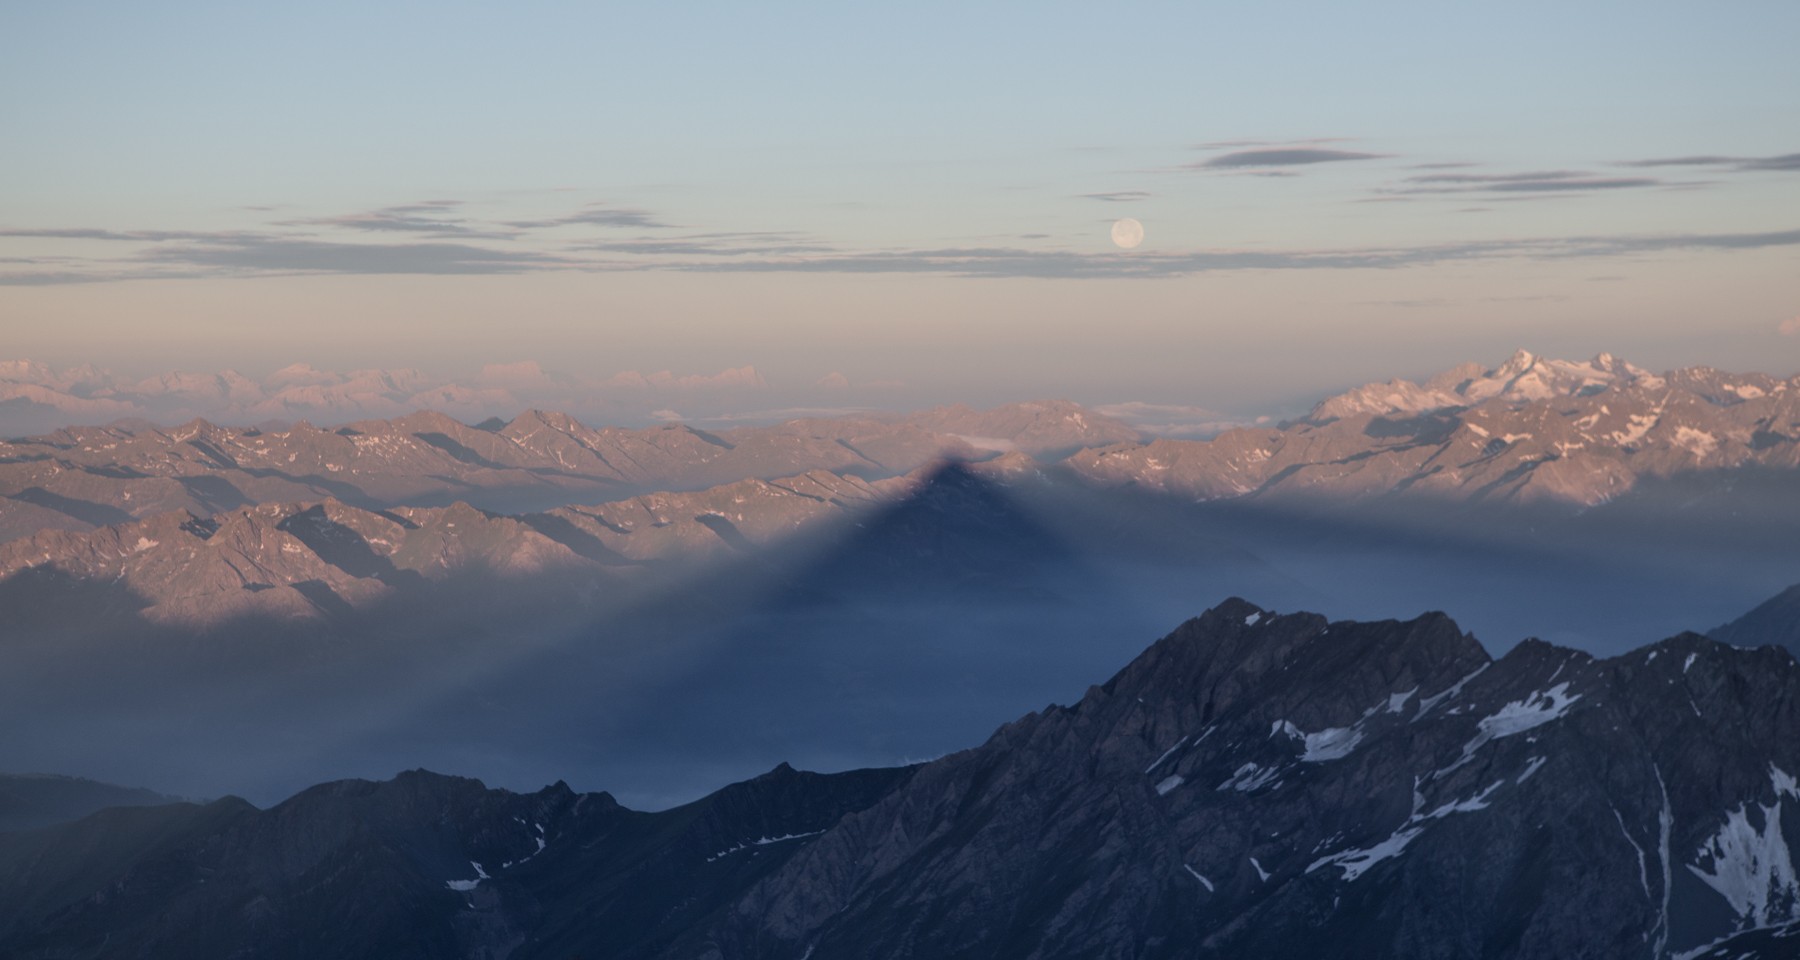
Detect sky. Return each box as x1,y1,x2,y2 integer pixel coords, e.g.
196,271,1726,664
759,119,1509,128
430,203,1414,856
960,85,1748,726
2,0,1797,418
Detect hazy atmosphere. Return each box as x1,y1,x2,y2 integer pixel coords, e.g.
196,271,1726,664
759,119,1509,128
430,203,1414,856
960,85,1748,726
4,1,1797,419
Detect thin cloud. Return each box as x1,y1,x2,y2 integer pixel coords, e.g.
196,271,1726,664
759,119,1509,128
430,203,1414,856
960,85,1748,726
1078,191,1153,202
135,237,573,275
658,227,1800,279
0,227,265,243
1195,137,1353,150
1382,170,1664,195
276,202,509,239
573,231,831,257
1781,316,1800,337
1196,148,1386,169
1620,152,1800,172
8,219,1800,285
504,204,671,230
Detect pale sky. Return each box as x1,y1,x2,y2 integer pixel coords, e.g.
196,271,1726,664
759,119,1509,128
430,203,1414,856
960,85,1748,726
3,0,1797,415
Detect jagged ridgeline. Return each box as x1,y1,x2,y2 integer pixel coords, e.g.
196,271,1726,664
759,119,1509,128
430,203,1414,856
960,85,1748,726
3,600,1795,959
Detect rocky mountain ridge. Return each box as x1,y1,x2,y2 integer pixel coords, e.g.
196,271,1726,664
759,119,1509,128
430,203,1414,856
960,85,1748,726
1070,351,1800,506
0,468,900,626
3,600,1796,959
0,399,1132,543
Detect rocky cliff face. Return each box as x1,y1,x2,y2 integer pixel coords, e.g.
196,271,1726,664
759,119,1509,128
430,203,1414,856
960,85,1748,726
4,600,1797,959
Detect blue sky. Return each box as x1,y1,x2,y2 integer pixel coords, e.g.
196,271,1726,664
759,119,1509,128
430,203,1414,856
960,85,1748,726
3,0,1797,412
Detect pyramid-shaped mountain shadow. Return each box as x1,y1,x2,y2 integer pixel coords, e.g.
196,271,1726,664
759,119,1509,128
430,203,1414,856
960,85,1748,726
765,460,1087,603
456,465,1290,800
235,464,1313,808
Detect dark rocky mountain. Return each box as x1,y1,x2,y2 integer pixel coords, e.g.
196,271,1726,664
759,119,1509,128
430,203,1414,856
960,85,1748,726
1712,583,1800,651
0,774,179,833
0,764,911,960
5,600,1797,959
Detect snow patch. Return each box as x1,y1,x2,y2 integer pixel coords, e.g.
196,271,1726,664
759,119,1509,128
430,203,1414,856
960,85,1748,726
1184,864,1214,891
1145,736,1189,775
1674,426,1718,458
1422,781,1503,819
1155,774,1186,796
1684,653,1699,674
1415,664,1490,720
1441,682,1581,776
1244,612,1262,626
1218,762,1281,793
1300,726,1365,763
1687,800,1800,928
1310,780,1506,883
1387,688,1417,714
445,860,490,892
1250,857,1270,882
1612,806,1652,903
1308,827,1425,882
1516,756,1547,784
1775,765,1800,801
706,830,826,862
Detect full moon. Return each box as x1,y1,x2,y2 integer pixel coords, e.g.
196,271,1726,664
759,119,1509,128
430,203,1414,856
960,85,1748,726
1110,217,1144,250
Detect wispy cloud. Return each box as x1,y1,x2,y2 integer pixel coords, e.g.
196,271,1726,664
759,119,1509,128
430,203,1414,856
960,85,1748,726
6,215,1798,284
1195,137,1353,150
0,227,264,243
276,201,510,239
1078,191,1153,202
1196,148,1386,169
1381,170,1665,196
503,204,672,230
658,227,1800,279
137,237,573,275
1620,152,1800,172
572,231,830,257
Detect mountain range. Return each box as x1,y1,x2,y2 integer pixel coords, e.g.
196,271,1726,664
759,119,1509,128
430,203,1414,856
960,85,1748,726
4,599,1797,959
0,360,783,434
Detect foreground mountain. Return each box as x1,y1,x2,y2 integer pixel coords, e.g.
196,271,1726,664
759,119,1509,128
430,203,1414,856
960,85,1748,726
1068,350,1800,507
5,600,1797,959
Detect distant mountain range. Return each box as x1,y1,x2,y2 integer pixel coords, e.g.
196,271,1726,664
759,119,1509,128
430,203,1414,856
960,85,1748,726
5,599,1797,959
0,399,1133,543
1073,349,1800,507
0,359,781,434
4,351,1797,633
